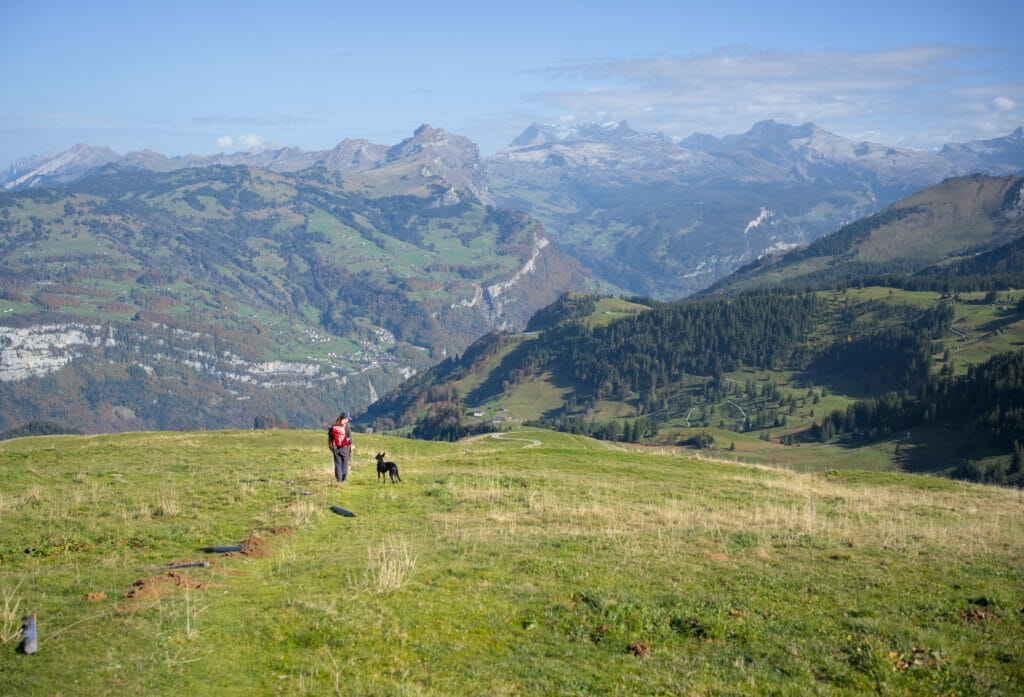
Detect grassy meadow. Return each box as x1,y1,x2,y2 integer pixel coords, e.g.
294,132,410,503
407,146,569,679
1,428,1022,696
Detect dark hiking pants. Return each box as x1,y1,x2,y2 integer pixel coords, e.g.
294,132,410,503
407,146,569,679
333,446,351,482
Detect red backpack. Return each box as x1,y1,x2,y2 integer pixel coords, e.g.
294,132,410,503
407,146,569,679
330,424,350,448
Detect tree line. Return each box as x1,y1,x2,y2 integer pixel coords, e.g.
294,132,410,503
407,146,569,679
813,349,1024,486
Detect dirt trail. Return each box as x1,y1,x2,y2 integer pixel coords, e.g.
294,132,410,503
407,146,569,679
489,432,542,449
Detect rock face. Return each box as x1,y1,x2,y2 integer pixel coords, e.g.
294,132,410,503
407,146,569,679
379,124,493,205
317,139,389,171
0,325,109,382
5,144,120,189
0,323,329,386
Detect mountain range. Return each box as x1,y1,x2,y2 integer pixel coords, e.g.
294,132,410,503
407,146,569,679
7,122,1023,298
2,121,1024,436
361,174,1024,483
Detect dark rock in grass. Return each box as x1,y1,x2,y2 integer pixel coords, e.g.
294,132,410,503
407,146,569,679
331,505,356,517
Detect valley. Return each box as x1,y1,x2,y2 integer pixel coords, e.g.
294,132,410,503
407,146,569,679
1,127,1023,487
362,175,1024,485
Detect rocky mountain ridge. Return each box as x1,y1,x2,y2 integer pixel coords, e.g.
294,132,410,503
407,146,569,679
486,121,1024,296
10,121,1022,195
5,121,1024,299
704,174,1024,294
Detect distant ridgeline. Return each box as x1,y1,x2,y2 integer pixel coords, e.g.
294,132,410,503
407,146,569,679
708,232,1024,295
705,174,1024,295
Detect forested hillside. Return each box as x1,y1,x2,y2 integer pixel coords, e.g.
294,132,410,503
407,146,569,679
707,174,1024,294
364,281,1024,484
814,349,1024,486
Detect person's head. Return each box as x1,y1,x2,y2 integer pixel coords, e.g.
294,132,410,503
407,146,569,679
334,412,351,426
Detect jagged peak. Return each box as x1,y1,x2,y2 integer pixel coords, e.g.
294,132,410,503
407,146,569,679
386,124,481,165
412,124,446,140
509,122,561,147
744,120,822,141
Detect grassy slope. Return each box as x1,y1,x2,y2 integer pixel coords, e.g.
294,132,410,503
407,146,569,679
2,430,1022,696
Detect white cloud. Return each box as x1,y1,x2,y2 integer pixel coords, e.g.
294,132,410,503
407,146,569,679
238,133,273,152
217,135,233,149
528,46,1024,150
994,96,1016,111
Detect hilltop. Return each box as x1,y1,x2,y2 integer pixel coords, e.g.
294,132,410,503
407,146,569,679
705,174,1024,294
1,428,1021,696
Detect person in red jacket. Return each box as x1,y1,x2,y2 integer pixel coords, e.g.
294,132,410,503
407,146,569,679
328,412,353,483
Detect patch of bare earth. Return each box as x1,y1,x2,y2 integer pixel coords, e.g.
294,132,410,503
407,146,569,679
225,536,273,558
627,641,651,657
958,608,1000,622
217,568,248,577
116,571,226,613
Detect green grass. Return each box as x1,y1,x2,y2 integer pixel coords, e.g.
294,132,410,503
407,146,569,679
582,298,651,329
2,429,1022,696
658,427,902,473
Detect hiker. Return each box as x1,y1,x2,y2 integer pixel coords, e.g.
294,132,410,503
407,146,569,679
329,412,353,483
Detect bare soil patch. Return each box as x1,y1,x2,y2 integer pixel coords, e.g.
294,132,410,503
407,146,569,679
217,568,248,577
627,641,651,657
224,536,273,558
958,608,1000,622
123,571,225,601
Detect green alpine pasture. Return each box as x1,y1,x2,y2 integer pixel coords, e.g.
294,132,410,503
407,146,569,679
1,429,1022,696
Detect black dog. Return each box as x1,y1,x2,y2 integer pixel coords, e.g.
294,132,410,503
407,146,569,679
375,452,401,483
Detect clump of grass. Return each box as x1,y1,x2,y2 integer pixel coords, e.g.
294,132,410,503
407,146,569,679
363,540,419,594
0,577,25,646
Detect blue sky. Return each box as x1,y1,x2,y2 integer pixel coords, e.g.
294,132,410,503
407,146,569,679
2,0,1022,168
